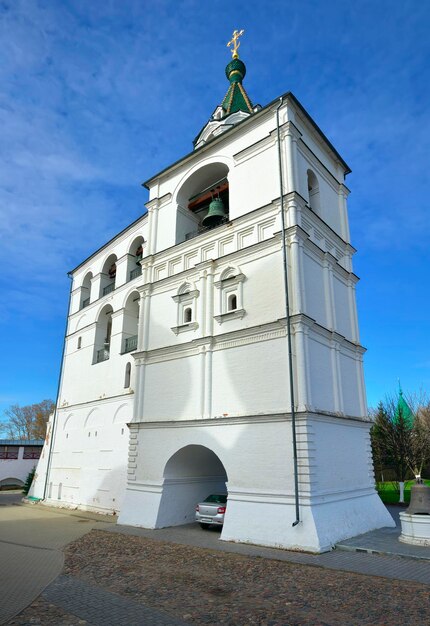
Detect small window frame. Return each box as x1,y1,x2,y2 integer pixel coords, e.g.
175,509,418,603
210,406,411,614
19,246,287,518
171,284,199,334
214,267,246,324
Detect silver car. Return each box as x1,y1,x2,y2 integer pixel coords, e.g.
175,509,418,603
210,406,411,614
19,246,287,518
195,494,227,529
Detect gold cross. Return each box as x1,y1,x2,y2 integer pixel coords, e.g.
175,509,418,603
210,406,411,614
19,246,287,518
227,29,244,59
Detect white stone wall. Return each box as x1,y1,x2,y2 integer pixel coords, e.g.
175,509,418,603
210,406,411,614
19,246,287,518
118,414,392,552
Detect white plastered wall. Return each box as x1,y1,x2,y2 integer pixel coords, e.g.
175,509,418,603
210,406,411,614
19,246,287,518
119,415,393,552
35,400,131,514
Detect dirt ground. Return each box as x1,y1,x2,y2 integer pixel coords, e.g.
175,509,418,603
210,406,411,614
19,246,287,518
9,529,430,625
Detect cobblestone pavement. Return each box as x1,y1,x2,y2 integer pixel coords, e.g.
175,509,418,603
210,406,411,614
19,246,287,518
41,575,186,625
9,529,430,626
0,493,114,625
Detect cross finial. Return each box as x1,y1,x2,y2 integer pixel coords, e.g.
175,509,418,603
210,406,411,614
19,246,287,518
227,29,245,59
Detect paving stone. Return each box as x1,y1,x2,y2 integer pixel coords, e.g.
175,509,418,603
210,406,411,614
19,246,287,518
42,576,186,626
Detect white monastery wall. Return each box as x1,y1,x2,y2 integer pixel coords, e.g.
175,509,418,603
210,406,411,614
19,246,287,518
42,399,130,512
61,339,136,406
302,251,328,326
211,337,290,417
142,354,201,421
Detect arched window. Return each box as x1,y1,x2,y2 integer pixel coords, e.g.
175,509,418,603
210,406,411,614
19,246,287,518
307,170,321,214
124,362,131,388
227,294,237,311
77,336,82,349
171,282,199,334
214,266,246,324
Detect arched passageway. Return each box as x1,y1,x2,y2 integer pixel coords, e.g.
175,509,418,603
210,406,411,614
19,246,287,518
0,477,24,489
156,445,228,528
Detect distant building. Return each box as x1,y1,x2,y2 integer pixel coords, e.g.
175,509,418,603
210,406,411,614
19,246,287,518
0,439,43,489
31,35,393,551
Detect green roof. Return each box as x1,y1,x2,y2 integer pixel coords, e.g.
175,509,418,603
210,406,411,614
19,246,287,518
394,385,414,427
221,58,254,115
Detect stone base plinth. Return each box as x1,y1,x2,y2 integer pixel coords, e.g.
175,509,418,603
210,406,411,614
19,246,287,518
399,511,430,546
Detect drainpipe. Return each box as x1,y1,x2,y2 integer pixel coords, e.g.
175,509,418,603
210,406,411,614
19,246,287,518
43,272,73,500
276,97,300,527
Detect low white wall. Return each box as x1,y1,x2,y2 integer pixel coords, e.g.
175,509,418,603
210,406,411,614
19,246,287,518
0,449,38,487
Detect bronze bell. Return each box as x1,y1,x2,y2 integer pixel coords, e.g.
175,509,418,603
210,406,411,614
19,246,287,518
406,482,430,515
202,197,226,228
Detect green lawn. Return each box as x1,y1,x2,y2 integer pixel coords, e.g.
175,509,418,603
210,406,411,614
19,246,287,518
376,480,430,504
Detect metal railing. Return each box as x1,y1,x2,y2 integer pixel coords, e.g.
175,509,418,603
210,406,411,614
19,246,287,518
185,216,229,241
124,335,138,353
96,348,110,363
81,298,90,308
102,282,115,296
129,266,142,281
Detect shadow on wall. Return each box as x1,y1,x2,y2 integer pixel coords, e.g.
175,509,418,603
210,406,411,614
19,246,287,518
47,462,128,515
47,402,132,514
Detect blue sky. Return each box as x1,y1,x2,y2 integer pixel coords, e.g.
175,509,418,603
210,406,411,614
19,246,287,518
0,0,429,423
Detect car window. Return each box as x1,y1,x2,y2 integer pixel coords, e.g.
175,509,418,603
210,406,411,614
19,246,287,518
204,494,227,504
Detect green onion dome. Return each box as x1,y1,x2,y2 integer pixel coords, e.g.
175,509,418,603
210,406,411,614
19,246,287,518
225,58,246,83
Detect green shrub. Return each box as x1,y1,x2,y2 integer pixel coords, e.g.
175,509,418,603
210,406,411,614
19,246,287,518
22,467,36,495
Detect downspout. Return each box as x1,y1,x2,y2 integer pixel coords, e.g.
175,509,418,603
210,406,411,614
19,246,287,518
43,272,74,500
276,97,300,527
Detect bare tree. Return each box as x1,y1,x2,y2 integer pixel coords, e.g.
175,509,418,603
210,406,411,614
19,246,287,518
371,393,430,483
410,404,430,479
1,400,54,440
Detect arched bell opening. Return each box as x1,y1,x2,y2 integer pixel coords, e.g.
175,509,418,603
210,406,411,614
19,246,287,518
175,163,230,243
127,235,145,282
100,254,117,297
122,291,139,354
94,304,113,363
80,271,93,309
156,444,228,528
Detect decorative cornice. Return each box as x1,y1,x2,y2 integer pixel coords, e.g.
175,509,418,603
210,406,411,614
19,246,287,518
145,193,172,212
214,308,246,324
171,289,199,303
214,271,246,288
289,313,366,354
171,321,199,335
131,408,371,430
57,392,134,412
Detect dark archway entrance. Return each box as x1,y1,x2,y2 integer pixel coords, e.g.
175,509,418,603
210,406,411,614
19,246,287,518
156,445,228,528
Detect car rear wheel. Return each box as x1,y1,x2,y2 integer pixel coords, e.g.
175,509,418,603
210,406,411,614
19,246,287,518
199,523,211,530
